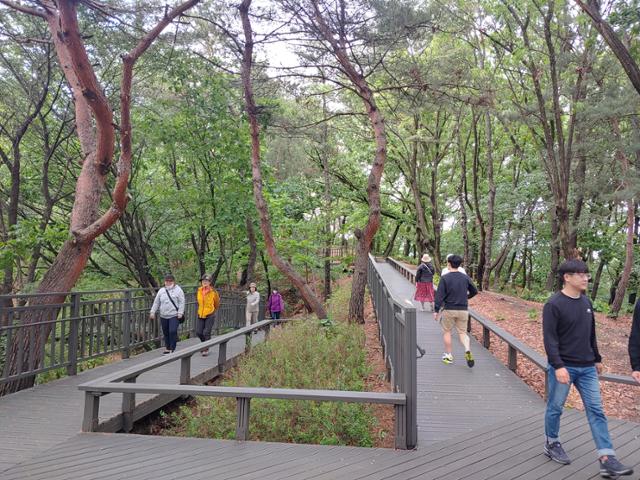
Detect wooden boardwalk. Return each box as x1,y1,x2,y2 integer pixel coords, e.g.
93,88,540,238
1,260,639,478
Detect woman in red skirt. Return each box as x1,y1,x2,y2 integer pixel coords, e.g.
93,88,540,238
414,253,435,311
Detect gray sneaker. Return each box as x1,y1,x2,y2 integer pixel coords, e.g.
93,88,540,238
599,456,633,478
544,441,571,465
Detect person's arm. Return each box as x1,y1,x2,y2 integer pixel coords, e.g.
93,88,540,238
176,287,185,317
251,293,260,308
589,301,602,366
467,279,478,299
150,289,162,318
629,301,640,381
213,290,220,311
434,277,446,313
543,302,564,369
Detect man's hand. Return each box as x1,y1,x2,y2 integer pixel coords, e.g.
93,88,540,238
149,314,155,321
555,367,570,384
632,371,640,384
595,363,603,375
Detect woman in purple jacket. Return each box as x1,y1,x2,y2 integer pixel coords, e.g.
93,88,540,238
267,288,285,319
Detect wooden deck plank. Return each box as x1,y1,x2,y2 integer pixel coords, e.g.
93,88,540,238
2,260,639,479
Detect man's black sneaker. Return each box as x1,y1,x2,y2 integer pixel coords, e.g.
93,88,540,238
544,441,571,465
599,456,633,478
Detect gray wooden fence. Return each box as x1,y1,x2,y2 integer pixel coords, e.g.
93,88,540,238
386,256,639,396
79,256,418,449
367,254,418,449
0,287,251,386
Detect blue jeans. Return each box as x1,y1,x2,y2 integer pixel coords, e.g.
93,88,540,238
545,365,615,457
160,316,179,351
271,311,281,320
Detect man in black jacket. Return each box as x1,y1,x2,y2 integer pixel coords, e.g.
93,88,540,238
630,300,640,384
543,259,633,478
434,254,477,367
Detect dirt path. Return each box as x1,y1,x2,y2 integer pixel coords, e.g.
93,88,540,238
469,291,640,423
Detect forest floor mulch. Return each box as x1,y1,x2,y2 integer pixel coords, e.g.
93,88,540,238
468,291,640,423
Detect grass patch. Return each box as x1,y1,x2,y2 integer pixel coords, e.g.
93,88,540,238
163,279,377,446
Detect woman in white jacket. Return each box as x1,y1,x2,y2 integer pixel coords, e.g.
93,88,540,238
245,282,260,327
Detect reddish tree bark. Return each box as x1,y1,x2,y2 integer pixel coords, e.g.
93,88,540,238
304,0,388,323
238,0,327,319
0,0,201,394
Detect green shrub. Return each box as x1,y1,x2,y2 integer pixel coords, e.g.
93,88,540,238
165,281,377,447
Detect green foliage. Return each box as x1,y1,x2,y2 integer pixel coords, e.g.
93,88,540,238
164,282,376,446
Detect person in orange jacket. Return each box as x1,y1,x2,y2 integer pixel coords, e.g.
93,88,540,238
196,274,220,356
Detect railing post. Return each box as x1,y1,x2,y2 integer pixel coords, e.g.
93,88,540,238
122,290,132,360
235,397,251,440
82,391,101,432
404,307,417,449
67,293,81,376
264,323,271,341
122,376,137,432
394,403,407,449
218,341,227,375
482,326,491,349
467,312,471,333
180,356,191,385
508,345,518,372
245,331,252,352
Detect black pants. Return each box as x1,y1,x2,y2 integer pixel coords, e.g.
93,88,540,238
160,316,179,351
196,313,216,342
271,311,281,319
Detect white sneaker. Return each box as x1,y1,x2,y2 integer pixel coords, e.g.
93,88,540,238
441,353,453,364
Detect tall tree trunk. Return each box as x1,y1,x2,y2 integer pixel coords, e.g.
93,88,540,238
481,111,496,290
574,0,640,97
591,256,606,299
239,0,326,318
321,93,332,299
382,222,401,258
305,0,387,323
471,114,486,287
239,217,257,288
0,0,201,395
609,117,635,316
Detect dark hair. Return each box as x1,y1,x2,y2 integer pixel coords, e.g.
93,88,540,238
164,273,175,281
558,259,589,282
448,255,463,268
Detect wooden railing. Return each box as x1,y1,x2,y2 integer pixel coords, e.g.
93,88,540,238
0,287,250,386
387,257,639,397
367,254,417,449
79,318,410,448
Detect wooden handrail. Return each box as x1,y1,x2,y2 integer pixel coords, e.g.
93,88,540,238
79,383,406,404
80,319,277,385
387,257,639,390
78,312,412,449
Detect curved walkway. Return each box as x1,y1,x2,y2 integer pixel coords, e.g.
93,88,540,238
1,260,638,479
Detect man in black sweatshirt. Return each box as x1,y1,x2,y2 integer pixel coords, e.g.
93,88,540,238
629,300,640,384
434,254,477,367
542,259,633,478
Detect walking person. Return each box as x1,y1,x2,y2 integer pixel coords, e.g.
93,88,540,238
196,274,220,356
630,299,640,384
414,253,435,312
246,282,260,327
267,288,284,319
149,274,185,354
434,254,477,367
542,259,633,478
441,253,467,276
